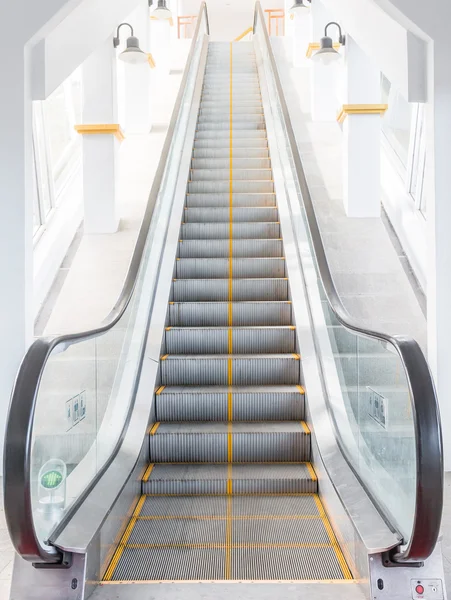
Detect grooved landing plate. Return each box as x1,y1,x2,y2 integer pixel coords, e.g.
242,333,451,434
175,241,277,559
107,495,349,581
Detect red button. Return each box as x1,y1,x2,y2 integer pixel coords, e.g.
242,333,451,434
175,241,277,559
416,585,424,595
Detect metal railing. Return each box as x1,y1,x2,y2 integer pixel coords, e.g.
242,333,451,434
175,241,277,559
3,2,209,565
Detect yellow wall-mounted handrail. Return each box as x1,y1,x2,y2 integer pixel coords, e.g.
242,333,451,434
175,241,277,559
234,26,253,42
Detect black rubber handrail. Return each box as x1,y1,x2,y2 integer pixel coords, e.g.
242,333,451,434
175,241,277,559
253,0,442,563
3,2,209,565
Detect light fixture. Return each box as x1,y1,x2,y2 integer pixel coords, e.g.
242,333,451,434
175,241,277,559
152,0,172,20
312,21,345,65
289,0,311,14
113,23,148,64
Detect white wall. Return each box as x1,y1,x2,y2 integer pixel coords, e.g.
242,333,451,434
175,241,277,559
178,0,284,41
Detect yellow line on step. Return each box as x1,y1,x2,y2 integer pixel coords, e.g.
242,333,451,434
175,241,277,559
225,492,233,579
142,464,155,482
306,462,317,482
296,385,305,394
149,422,160,436
313,495,353,580
103,495,146,581
155,386,165,396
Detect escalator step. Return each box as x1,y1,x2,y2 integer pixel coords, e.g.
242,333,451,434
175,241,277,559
142,462,315,494
168,301,292,326
180,221,280,239
164,326,296,354
175,257,286,279
177,239,283,258
172,278,288,301
160,354,300,385
148,421,310,463
155,385,304,421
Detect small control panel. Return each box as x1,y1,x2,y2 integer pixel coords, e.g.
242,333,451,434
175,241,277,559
411,579,444,599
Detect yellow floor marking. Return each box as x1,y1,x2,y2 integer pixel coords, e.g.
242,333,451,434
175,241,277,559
103,495,146,581
296,385,305,394
149,422,160,436
135,514,322,520
100,493,143,579
169,301,175,304
142,464,155,482
165,327,172,331
225,495,233,579
121,542,335,550
301,421,311,434
306,462,317,482
289,325,296,330
101,579,358,585
313,495,353,579
155,386,165,396
161,354,169,361
144,492,318,497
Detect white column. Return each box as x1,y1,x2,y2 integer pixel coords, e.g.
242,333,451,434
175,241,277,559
428,38,451,470
151,19,171,81
292,10,311,68
0,43,34,472
123,1,152,134
81,38,120,234
309,0,339,121
342,35,381,218
284,0,294,44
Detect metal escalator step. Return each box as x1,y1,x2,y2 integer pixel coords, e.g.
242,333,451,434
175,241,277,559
196,129,266,139
192,149,269,160
199,106,263,115
160,354,300,385
188,181,274,193
178,239,283,258
186,192,275,207
197,123,265,132
107,494,348,581
200,101,263,110
180,222,280,239
191,158,271,169
193,138,268,149
172,278,288,302
155,385,304,421
193,145,269,164
168,301,292,326
190,169,272,182
184,207,278,222
164,326,296,354
198,114,264,123
148,422,310,462
175,258,285,279
142,463,315,494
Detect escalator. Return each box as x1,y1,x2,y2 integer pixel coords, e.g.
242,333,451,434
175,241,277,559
103,40,350,583
3,3,445,600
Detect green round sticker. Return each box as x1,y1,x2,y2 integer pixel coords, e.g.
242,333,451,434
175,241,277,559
41,470,63,490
